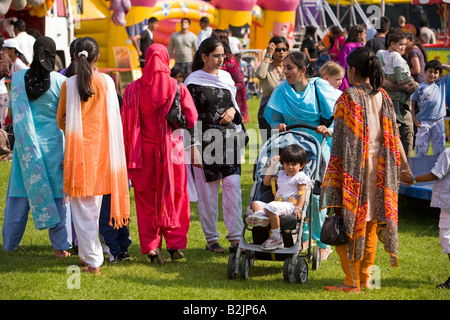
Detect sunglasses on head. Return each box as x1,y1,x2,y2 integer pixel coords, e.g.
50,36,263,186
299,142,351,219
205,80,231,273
275,47,288,52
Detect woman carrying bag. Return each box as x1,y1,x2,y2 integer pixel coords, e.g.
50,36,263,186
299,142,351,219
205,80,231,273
321,47,412,292
121,43,198,263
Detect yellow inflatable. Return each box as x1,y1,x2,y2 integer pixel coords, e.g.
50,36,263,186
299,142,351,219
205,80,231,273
72,0,300,70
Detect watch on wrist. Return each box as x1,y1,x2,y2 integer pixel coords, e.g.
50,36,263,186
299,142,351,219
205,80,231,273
265,53,273,59
413,176,418,184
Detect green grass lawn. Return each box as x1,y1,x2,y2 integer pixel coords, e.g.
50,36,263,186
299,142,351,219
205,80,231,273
0,98,449,301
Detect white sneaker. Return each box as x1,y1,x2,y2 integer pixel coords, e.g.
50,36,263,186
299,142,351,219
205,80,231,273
261,236,284,250
245,214,270,227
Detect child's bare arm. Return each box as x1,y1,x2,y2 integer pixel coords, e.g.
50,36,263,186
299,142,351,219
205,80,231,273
410,100,420,127
401,171,438,184
441,64,450,73
293,183,307,219
415,172,439,183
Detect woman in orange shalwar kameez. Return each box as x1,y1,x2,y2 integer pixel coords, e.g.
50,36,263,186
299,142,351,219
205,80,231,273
57,37,130,274
121,44,198,263
321,47,412,292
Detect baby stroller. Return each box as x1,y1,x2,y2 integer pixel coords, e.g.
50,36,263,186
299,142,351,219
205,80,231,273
227,124,328,283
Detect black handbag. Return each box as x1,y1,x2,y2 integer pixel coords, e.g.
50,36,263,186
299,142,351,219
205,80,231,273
314,80,334,128
166,82,187,129
320,207,349,246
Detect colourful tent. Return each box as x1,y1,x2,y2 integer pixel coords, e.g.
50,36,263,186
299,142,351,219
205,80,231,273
326,0,411,4
412,0,450,4
411,0,450,46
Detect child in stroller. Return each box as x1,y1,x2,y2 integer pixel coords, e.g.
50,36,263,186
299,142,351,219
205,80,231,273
246,144,310,251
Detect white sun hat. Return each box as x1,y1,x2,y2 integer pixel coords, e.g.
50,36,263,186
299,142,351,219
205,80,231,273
3,38,24,55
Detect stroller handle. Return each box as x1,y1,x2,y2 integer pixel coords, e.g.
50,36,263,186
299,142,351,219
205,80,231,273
285,123,318,131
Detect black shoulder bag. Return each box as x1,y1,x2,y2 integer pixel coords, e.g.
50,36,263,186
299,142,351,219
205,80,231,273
166,82,187,129
314,80,334,128
320,207,349,246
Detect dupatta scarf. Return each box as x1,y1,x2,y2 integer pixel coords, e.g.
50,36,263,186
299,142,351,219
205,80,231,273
184,69,240,111
64,73,130,229
121,44,181,228
264,78,337,128
10,69,61,230
321,86,400,267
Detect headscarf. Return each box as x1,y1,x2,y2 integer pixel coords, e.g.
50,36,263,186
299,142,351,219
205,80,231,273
25,36,56,101
139,43,178,113
122,43,181,228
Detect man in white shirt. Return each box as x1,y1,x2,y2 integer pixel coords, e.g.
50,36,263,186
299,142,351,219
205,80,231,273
420,20,436,44
226,29,241,55
13,19,35,65
197,17,212,46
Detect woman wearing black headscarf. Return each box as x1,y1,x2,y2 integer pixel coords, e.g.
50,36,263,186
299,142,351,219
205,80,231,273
2,36,72,259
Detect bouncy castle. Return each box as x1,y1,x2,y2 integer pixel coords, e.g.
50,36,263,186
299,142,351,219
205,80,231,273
73,0,301,69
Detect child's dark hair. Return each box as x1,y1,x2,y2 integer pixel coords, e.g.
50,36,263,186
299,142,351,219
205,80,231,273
284,51,315,78
347,46,383,95
192,37,223,72
280,145,307,166
75,37,99,102
386,30,406,49
170,65,184,78
425,59,443,75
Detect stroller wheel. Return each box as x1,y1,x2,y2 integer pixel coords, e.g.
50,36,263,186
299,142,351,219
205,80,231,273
240,254,251,280
283,257,296,283
227,252,239,280
295,258,308,283
312,246,321,271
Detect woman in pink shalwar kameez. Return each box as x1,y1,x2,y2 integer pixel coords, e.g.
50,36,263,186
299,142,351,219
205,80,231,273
122,44,198,263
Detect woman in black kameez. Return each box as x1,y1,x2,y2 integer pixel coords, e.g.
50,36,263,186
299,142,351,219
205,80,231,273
185,37,246,254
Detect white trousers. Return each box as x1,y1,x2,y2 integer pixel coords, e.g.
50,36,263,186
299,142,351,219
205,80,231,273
193,167,243,243
414,119,446,157
440,210,450,254
71,195,104,268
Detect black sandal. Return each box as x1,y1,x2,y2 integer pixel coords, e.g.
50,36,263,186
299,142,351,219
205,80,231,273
168,249,184,261
205,242,224,253
436,276,450,289
147,248,166,264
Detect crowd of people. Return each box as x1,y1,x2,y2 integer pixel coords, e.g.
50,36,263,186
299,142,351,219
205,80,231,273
0,15,449,291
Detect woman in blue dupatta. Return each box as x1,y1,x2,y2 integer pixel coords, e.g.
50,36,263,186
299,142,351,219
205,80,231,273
264,51,341,261
2,36,71,258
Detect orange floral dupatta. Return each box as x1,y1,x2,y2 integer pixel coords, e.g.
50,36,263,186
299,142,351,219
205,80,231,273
321,86,400,267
